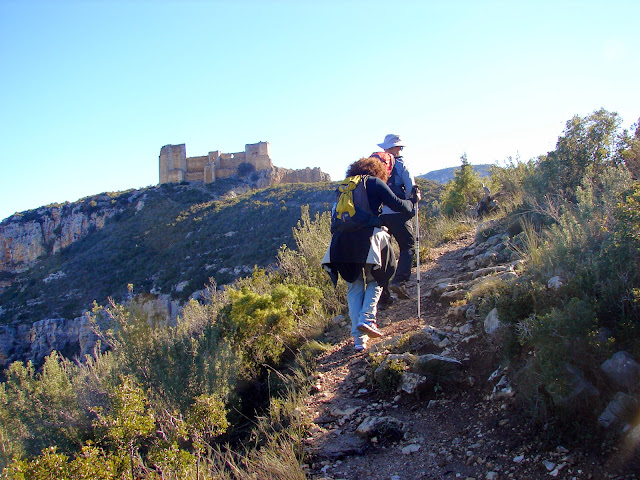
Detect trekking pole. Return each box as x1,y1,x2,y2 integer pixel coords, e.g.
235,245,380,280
414,179,421,319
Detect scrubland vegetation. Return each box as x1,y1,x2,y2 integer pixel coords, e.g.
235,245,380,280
1,108,639,477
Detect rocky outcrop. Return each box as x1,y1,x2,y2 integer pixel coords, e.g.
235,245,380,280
0,192,145,292
0,293,180,368
0,316,100,368
2,200,116,272
267,166,331,185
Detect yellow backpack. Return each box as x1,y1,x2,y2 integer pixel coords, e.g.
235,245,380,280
331,175,380,233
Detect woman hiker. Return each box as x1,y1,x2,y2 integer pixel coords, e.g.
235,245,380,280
322,155,421,352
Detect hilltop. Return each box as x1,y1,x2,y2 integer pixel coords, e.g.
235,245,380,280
418,164,492,184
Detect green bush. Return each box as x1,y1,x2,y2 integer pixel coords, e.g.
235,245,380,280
523,108,624,204
440,153,484,216
95,294,239,414
517,299,601,404
277,205,345,315
373,358,405,395
222,280,322,373
0,353,88,463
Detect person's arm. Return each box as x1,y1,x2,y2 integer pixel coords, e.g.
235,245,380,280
368,177,414,215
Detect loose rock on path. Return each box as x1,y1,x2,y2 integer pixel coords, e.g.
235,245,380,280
303,230,636,480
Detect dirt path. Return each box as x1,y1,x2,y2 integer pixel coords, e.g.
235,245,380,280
303,231,634,480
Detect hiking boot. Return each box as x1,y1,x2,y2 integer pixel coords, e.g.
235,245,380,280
356,321,383,338
378,296,394,311
391,281,410,300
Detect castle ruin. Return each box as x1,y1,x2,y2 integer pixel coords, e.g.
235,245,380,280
159,141,273,184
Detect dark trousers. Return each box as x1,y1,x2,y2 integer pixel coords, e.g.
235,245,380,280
381,213,415,284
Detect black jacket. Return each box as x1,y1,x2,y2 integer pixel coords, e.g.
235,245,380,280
322,176,414,284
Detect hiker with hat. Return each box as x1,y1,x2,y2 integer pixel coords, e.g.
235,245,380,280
322,156,421,352
374,134,417,305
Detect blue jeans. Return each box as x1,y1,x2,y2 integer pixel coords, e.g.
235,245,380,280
346,266,382,347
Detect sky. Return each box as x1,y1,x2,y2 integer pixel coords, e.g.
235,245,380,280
1,0,639,222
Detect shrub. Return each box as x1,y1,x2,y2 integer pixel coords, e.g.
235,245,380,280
0,353,88,462
95,294,239,413
374,358,406,395
92,375,156,477
523,108,625,204
516,298,601,405
277,205,345,315
440,153,484,216
237,162,256,177
222,281,322,373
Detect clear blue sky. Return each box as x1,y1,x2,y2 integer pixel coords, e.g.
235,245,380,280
1,0,639,221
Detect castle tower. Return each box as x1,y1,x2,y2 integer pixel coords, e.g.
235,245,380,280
159,144,187,184
245,141,272,171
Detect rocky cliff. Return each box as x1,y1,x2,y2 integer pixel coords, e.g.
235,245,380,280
270,166,331,185
249,166,331,189
0,293,181,369
0,191,145,288
0,175,332,370
0,166,330,288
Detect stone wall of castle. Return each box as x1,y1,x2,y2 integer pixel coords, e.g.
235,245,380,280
159,142,273,184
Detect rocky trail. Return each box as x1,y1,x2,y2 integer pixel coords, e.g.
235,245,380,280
302,230,636,480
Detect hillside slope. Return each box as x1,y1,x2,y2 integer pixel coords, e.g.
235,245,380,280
0,176,443,370
0,180,333,326
418,164,492,183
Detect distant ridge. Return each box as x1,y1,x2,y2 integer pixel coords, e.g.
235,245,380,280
418,164,492,184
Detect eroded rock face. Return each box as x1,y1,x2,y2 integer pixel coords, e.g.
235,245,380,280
0,315,100,368
0,220,48,273
0,203,120,278
0,293,179,368
267,166,331,185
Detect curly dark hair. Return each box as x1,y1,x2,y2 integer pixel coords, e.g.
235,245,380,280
345,157,390,182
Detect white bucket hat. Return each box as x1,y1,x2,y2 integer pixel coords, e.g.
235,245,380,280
377,134,405,150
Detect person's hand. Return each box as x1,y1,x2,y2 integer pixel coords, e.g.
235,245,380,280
410,185,422,203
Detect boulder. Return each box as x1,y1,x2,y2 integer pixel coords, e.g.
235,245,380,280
440,289,467,305
400,372,430,395
601,351,640,390
356,416,405,441
483,308,502,336
554,364,599,405
307,431,368,460
597,392,638,429
411,354,464,384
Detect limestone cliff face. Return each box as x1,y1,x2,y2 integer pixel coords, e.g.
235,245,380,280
258,166,331,188
0,293,180,368
0,193,142,282
0,316,99,367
